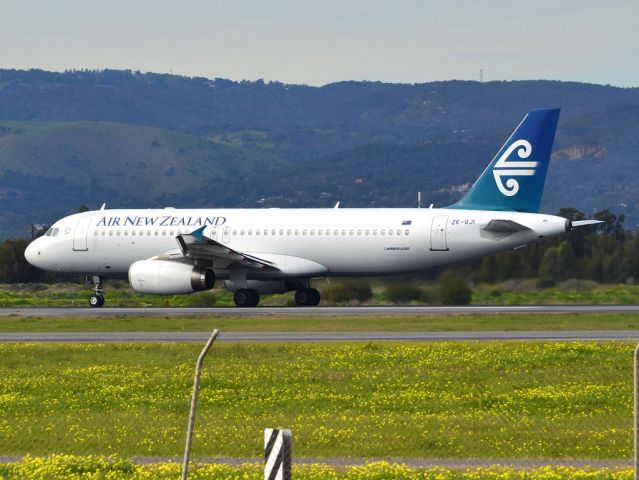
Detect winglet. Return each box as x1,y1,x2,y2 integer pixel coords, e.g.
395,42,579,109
190,226,206,242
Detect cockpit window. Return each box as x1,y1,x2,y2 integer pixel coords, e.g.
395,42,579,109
52,228,59,237
45,228,53,236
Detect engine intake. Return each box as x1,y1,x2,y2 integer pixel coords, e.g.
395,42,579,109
128,260,214,295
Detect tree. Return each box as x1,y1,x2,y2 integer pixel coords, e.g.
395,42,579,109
0,239,44,283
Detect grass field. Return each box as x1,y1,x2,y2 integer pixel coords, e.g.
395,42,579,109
0,341,632,460
2,280,639,308
0,456,632,480
1,313,639,333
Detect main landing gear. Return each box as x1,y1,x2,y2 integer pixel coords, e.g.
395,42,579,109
295,288,320,307
89,275,106,308
234,288,260,308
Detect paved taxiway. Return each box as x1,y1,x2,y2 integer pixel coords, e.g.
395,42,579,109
1,330,639,342
2,305,639,316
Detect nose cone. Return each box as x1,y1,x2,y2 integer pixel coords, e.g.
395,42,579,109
24,240,43,269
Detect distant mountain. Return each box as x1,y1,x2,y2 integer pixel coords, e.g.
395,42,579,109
0,69,638,238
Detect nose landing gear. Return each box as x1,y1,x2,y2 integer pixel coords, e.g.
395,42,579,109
88,275,106,307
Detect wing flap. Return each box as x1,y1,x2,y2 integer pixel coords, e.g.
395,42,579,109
176,228,279,270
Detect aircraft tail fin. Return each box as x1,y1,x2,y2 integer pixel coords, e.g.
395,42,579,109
449,108,560,213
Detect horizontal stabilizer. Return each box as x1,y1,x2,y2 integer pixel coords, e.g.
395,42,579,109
482,219,531,234
572,220,604,228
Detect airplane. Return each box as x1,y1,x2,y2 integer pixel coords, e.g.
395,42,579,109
24,108,600,308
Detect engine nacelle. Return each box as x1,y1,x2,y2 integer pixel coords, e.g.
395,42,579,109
129,260,214,295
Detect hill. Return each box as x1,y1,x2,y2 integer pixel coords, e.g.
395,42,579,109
0,69,638,238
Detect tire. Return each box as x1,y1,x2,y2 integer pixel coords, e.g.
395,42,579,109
308,288,321,306
89,295,103,308
234,289,260,307
295,289,310,306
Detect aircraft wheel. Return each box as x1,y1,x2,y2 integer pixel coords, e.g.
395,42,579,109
295,288,320,307
308,288,321,306
234,289,260,307
89,294,104,308
294,289,310,306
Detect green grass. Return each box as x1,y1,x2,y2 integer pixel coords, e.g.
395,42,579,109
0,341,633,460
2,280,639,309
1,313,639,333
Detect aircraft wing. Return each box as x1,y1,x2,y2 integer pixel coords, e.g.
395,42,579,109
176,226,280,271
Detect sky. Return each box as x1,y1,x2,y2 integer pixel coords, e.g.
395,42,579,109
1,0,637,87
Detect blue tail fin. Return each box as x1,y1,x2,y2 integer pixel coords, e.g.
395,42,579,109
449,108,560,213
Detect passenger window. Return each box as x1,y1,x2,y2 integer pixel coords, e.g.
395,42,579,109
405,229,410,235
256,229,260,236
381,229,386,236
94,230,98,236
303,229,307,236
279,229,284,236
263,230,268,236
334,229,338,236
272,229,276,236
295,230,299,236
162,230,167,236
101,231,106,236
349,229,354,235
318,229,322,236
248,230,253,236
233,230,238,236
124,230,129,236
310,230,315,236
342,229,346,236
131,230,136,236
326,229,330,236
287,229,291,236
154,230,159,236
357,229,362,236
241,230,245,236
117,230,121,236
397,229,401,236
139,230,143,236
109,230,113,236
373,229,378,235
389,229,394,236
365,229,370,236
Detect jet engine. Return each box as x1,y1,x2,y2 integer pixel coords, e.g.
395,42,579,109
128,260,214,294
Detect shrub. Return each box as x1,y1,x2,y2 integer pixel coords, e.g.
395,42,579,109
185,291,217,307
437,271,472,305
384,283,422,304
323,282,372,304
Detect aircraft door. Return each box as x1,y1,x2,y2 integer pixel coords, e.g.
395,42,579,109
73,217,92,251
223,226,230,243
430,215,449,251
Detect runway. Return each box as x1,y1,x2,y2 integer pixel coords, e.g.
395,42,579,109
1,330,639,342
2,305,639,316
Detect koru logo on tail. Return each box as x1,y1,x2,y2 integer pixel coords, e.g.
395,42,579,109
492,140,537,196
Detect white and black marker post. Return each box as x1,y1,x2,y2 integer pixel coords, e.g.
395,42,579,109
181,329,219,480
264,428,292,480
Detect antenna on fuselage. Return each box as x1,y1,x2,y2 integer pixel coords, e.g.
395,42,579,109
417,192,422,209
333,201,340,209
100,203,106,210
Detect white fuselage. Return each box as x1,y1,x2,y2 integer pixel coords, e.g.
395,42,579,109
25,207,568,279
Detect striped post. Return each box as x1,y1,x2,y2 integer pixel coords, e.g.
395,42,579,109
264,428,292,480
